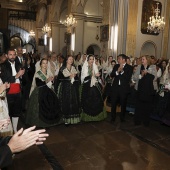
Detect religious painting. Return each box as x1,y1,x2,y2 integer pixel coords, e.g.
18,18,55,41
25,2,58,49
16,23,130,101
141,0,162,35
10,36,22,48
100,25,109,42
64,32,71,45
38,38,44,46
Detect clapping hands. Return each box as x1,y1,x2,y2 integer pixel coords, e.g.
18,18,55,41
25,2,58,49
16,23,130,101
70,74,76,78
0,118,10,130
46,77,54,83
118,64,123,73
8,126,49,153
0,82,10,93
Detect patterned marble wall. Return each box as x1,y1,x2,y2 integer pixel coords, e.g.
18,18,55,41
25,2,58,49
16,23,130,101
126,0,138,58
103,0,110,25
162,0,170,58
101,0,110,58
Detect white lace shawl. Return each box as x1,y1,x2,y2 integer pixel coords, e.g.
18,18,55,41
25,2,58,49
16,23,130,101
30,70,53,96
81,57,99,87
62,66,77,84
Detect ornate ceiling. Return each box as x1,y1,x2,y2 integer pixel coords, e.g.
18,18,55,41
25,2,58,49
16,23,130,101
0,0,49,10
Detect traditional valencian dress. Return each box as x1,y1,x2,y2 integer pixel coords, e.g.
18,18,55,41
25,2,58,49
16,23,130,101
154,63,170,126
25,70,62,127
55,65,80,124
102,62,114,105
0,79,13,136
80,58,107,122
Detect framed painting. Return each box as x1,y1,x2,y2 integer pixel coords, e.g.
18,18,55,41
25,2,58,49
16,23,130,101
100,25,109,42
141,0,162,35
38,38,44,46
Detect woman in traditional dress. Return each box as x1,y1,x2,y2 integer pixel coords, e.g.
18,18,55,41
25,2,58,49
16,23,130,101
102,60,116,105
95,57,103,86
0,79,13,136
156,64,170,126
133,55,157,126
81,55,107,122
25,58,62,127
99,56,106,69
54,55,80,125
74,53,82,80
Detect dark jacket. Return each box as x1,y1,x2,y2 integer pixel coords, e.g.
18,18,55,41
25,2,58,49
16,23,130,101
0,60,22,83
137,73,155,102
0,60,27,87
110,63,133,93
0,137,13,168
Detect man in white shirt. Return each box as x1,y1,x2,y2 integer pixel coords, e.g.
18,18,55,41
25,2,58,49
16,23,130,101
0,48,25,133
110,54,133,123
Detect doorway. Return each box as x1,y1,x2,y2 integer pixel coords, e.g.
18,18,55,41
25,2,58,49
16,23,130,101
23,43,35,53
86,44,101,56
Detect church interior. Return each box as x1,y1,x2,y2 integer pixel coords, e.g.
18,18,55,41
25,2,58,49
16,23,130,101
0,0,170,170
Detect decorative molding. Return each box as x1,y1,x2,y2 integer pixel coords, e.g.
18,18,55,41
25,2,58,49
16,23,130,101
8,9,36,21
50,21,66,28
72,13,102,23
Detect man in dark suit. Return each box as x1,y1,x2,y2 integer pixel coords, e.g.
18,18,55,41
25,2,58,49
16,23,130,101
0,48,25,133
15,46,27,68
15,46,31,112
110,54,133,122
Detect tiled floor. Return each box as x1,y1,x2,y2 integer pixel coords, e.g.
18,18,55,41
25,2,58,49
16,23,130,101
8,113,170,170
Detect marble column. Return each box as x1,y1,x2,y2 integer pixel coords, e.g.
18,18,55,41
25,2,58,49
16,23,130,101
109,0,128,58
51,23,60,53
74,19,84,55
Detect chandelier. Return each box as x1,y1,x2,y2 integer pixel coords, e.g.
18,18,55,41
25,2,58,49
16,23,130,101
147,2,165,34
64,14,77,33
29,30,35,37
42,23,51,34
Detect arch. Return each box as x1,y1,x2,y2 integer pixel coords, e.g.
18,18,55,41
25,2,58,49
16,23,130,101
23,42,35,53
59,0,68,22
9,35,23,49
76,2,84,13
36,3,47,27
140,41,157,58
84,0,103,16
86,44,101,56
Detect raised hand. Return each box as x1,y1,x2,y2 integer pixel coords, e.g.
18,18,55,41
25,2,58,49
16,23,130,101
8,126,49,153
117,65,123,73
15,69,25,79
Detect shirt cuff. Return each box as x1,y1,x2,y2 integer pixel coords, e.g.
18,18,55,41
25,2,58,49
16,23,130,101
46,81,52,88
120,71,124,75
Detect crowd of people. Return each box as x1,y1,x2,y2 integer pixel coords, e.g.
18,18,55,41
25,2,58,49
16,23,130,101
0,47,170,168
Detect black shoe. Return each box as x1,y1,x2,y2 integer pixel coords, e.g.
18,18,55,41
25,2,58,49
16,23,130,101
65,123,69,127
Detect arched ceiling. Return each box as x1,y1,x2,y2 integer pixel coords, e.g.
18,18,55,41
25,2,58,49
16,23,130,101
60,0,68,16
